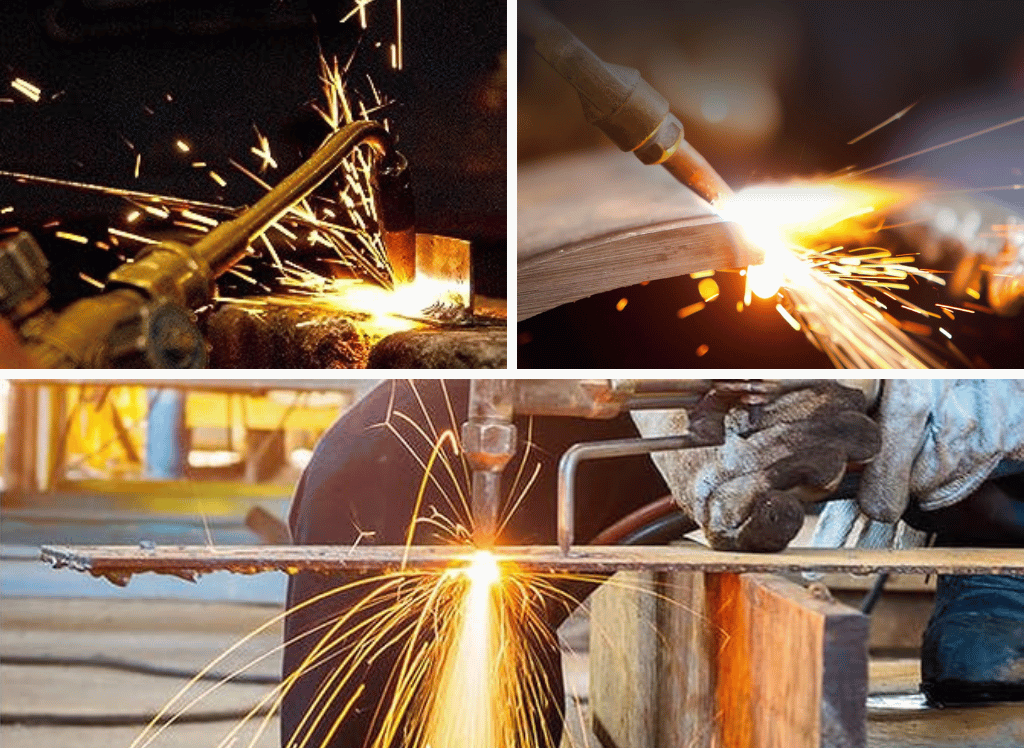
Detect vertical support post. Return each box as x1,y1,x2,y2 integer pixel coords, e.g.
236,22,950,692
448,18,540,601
3,381,38,496
591,570,868,748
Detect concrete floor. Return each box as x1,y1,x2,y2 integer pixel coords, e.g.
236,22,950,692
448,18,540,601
1,598,282,748
3,595,1024,748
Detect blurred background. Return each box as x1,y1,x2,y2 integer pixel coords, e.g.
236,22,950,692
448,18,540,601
518,0,1024,368
0,380,381,748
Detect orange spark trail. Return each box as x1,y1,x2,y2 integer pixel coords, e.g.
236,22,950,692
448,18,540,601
847,100,919,145
849,114,1024,177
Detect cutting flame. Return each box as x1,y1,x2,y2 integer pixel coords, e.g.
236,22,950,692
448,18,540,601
427,551,502,748
713,178,950,367
719,180,908,298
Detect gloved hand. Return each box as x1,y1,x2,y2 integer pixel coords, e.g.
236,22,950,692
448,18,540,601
815,379,1024,548
632,381,881,551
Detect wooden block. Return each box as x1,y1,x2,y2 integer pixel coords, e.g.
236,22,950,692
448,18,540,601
589,570,661,748
591,571,869,748
591,571,716,748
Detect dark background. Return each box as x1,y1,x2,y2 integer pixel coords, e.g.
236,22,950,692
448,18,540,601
518,0,1024,368
0,0,506,305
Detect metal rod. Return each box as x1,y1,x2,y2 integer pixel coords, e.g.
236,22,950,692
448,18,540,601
519,1,733,206
557,433,725,555
192,120,398,278
40,544,1024,579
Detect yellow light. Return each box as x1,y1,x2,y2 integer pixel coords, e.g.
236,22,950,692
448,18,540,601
697,277,720,302
718,179,910,300
746,262,785,299
463,550,500,587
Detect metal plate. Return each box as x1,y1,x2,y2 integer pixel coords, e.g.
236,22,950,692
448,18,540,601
41,544,1024,585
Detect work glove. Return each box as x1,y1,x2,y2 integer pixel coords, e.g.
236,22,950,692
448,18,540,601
632,381,881,552
814,379,1024,548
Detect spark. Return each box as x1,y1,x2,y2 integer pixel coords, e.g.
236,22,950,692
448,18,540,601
78,272,104,288
271,221,297,241
937,303,974,314
109,227,158,244
11,77,41,102
695,343,710,356
847,100,919,144
1,206,13,214
250,127,278,173
55,230,89,244
396,0,403,70
775,303,801,331
689,269,714,279
0,41,429,336
181,209,219,227
848,114,1024,178
677,301,705,319
129,389,577,748
615,297,628,311
341,0,375,28
697,277,720,302
719,179,945,367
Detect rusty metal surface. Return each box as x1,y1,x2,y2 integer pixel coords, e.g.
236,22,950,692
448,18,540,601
414,234,472,310
40,544,1024,586
517,151,753,321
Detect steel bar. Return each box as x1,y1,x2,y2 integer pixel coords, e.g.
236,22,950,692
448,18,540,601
41,544,1024,585
557,435,724,554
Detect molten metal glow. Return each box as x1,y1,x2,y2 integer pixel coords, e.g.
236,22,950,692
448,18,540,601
716,179,948,367
719,180,907,298
427,551,502,747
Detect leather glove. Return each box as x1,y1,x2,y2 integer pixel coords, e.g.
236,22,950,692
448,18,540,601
815,379,1024,548
632,381,881,551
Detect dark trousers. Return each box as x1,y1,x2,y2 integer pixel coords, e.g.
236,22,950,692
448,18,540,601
281,380,669,748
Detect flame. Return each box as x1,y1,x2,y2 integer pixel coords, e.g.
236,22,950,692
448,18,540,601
427,551,502,748
719,179,910,298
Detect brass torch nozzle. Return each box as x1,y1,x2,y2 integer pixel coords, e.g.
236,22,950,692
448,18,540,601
462,380,517,549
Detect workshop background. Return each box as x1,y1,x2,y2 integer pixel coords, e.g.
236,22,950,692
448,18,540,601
2,379,1022,748
518,0,1024,368
0,380,379,748
0,0,505,368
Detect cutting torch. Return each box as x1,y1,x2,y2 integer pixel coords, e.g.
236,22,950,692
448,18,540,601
463,379,879,553
0,120,414,367
518,1,733,206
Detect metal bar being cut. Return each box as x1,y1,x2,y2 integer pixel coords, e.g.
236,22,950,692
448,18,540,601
40,544,1024,586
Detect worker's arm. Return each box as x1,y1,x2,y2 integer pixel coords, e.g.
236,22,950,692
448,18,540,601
813,380,1024,547
636,379,1024,553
